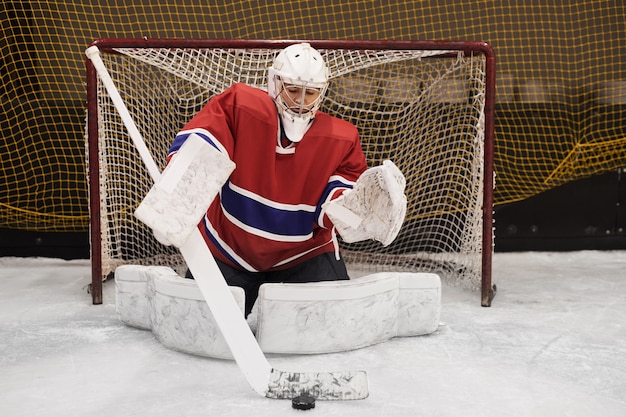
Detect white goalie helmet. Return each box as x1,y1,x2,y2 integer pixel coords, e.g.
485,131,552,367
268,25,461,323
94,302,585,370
267,43,329,142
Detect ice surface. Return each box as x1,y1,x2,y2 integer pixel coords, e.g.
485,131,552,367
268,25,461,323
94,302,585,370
1,251,625,416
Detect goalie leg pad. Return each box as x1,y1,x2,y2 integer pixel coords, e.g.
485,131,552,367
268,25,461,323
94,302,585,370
116,266,440,358
115,264,245,359
115,264,155,329
134,133,235,248
255,271,441,354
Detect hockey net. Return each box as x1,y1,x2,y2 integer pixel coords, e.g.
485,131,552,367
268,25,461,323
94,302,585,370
86,39,495,305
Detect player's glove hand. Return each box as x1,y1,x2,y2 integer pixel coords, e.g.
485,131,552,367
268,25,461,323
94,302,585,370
324,160,407,246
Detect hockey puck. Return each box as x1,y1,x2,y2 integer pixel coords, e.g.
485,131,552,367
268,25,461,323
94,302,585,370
292,394,316,410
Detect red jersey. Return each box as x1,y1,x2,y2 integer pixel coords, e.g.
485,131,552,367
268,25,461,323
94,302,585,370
168,83,367,271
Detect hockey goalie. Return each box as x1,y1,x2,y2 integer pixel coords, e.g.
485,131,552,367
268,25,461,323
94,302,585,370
134,42,407,318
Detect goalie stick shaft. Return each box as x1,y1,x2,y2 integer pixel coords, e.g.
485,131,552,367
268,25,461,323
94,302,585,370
85,48,161,183
181,230,273,393
85,45,273,394
86,45,368,400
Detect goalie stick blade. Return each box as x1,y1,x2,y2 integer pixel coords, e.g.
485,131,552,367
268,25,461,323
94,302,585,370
265,368,369,400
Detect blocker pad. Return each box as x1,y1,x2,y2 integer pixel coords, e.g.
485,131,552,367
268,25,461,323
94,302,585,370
134,133,235,248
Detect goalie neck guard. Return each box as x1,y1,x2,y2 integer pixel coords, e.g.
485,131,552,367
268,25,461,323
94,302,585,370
267,43,329,142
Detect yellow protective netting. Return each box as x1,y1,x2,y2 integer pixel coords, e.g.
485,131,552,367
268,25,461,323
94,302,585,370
2,1,626,232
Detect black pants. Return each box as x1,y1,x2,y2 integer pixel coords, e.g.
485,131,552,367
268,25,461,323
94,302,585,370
185,252,349,316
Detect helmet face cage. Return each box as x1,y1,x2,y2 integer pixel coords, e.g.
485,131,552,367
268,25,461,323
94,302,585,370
273,75,327,118
266,43,329,142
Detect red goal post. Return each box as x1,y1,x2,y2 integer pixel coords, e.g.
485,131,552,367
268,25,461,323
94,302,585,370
85,39,496,306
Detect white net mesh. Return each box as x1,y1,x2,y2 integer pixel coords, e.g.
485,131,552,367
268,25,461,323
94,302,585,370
90,43,490,291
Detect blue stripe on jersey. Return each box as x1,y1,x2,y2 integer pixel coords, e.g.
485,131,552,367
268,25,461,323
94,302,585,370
220,182,315,238
169,129,224,157
314,178,355,220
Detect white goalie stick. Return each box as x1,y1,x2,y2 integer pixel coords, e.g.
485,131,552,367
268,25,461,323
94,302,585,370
86,45,369,401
